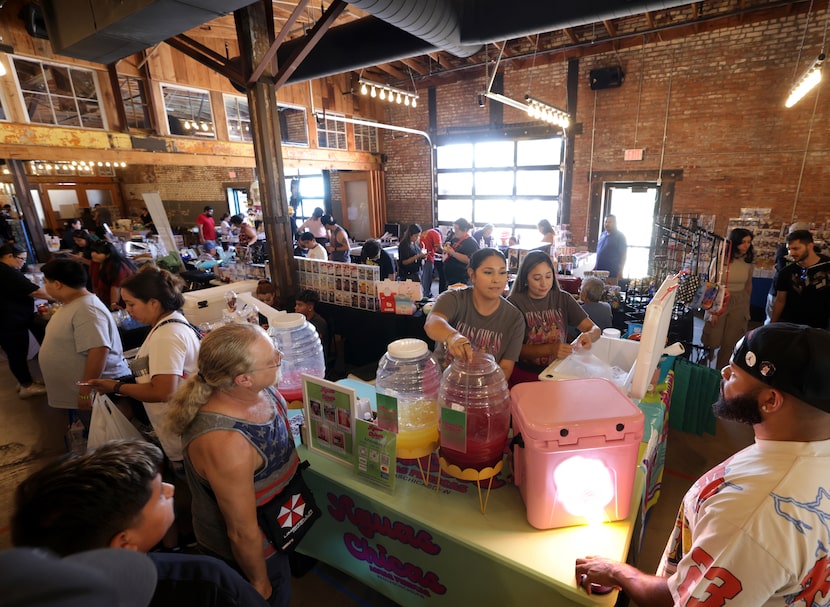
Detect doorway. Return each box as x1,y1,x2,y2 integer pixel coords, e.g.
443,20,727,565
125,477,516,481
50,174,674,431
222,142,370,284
602,183,660,279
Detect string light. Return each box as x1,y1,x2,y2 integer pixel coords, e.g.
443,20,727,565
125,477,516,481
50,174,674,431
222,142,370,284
22,160,129,175
525,95,570,128
785,53,825,108
358,78,419,108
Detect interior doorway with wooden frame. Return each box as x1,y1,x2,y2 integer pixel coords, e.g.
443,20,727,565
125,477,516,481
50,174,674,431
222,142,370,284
340,170,386,242
39,182,123,234
588,169,680,280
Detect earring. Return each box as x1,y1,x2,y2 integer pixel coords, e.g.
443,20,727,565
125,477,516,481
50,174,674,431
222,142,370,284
761,406,769,412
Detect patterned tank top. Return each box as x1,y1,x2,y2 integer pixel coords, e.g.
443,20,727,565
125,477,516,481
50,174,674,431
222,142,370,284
182,388,299,561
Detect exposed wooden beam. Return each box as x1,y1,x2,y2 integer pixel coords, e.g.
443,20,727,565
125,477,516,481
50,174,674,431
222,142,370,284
563,27,578,45
374,62,408,80
165,35,246,87
398,57,427,75
602,20,616,37
248,0,310,84
645,11,656,29
274,0,347,89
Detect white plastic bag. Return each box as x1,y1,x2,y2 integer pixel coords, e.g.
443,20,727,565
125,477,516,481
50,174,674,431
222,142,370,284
87,392,144,449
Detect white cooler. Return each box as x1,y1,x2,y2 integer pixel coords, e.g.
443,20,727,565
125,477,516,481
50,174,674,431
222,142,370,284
182,280,259,326
539,274,679,399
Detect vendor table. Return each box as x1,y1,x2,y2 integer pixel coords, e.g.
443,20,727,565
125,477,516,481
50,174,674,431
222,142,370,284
317,302,432,366
296,442,644,607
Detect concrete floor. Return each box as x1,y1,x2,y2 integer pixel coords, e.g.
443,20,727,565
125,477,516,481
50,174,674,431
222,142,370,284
0,331,754,607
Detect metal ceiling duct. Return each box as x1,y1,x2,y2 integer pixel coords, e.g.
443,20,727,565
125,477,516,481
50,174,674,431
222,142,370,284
40,0,257,64
282,0,701,83
460,0,705,44
346,0,480,58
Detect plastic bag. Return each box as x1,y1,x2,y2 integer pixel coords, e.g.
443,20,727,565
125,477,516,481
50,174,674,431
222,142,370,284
555,350,629,387
87,392,144,449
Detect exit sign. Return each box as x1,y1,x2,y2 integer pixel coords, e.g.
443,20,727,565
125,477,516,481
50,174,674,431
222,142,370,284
624,149,644,161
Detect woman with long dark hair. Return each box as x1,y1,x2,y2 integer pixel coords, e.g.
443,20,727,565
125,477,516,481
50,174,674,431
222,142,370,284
508,250,600,384
425,248,524,378
397,223,426,283
441,218,479,286
537,219,555,244
90,240,137,310
702,228,755,369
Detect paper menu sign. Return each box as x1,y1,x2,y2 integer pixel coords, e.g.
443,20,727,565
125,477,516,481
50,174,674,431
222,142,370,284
303,374,357,466
354,419,396,491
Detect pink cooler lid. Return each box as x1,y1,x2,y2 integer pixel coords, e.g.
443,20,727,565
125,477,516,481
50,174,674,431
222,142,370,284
510,378,643,442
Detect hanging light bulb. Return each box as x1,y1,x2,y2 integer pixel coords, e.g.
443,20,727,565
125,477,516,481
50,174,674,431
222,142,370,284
370,86,377,98
404,95,410,106
396,92,402,104
360,82,368,95
120,162,127,168
411,97,417,108
379,88,386,100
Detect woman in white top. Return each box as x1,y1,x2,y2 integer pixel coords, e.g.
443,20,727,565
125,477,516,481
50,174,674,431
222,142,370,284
702,228,754,369
88,265,201,471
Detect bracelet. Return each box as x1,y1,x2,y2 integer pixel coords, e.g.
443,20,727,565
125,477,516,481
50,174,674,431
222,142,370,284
78,394,92,400
113,382,125,395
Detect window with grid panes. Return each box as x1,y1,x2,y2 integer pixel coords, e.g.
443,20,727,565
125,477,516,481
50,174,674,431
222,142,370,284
353,120,379,152
118,76,151,130
435,137,563,243
278,104,309,146
161,84,215,139
316,113,347,150
224,95,252,142
12,57,105,129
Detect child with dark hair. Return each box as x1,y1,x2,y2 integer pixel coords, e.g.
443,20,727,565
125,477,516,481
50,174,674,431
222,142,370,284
295,288,329,355
360,239,395,279
11,439,268,606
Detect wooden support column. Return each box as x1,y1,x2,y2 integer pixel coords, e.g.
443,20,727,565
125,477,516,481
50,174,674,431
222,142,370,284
8,159,48,262
234,1,297,304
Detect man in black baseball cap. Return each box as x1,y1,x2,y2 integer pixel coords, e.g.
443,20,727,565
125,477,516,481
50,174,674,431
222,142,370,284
576,323,830,605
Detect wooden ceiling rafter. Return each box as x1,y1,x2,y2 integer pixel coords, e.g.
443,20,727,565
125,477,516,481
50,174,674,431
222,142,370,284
164,34,246,87
398,57,428,75
248,0,310,84
273,0,347,89
374,62,408,79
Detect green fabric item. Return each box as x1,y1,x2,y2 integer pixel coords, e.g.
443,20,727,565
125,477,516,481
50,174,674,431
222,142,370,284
669,359,719,435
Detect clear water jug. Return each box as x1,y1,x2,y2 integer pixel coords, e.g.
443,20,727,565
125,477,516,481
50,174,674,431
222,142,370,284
375,339,441,458
438,351,510,471
268,313,325,404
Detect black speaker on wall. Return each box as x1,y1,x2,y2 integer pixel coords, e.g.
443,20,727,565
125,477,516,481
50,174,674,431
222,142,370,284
589,66,625,90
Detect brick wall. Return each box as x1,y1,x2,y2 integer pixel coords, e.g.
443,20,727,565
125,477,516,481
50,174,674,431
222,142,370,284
384,10,830,242
120,165,254,227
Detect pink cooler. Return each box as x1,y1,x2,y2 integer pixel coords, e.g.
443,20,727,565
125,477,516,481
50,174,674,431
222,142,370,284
510,378,644,529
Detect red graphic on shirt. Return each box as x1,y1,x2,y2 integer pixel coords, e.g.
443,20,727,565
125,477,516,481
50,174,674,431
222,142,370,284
277,492,306,528
791,554,830,606
676,546,742,606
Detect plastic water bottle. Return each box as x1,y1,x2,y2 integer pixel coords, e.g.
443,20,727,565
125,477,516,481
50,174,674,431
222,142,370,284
439,351,510,471
268,313,325,405
375,339,441,459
